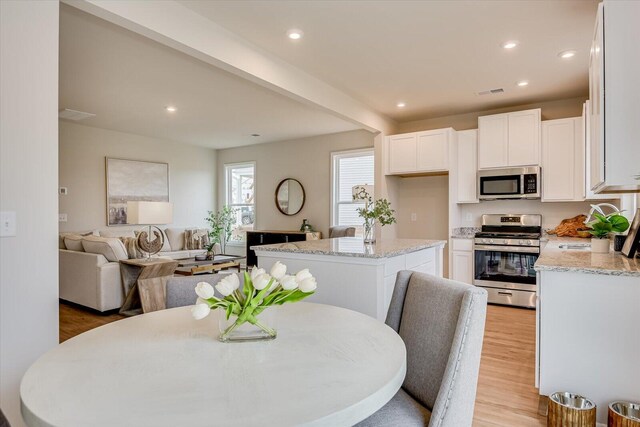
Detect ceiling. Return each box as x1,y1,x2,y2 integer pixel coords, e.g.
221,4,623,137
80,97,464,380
59,5,360,149
61,1,600,148
181,0,599,121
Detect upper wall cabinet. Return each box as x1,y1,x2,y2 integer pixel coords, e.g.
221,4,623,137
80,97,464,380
541,117,584,202
456,129,478,203
588,1,640,193
478,108,541,169
387,128,452,175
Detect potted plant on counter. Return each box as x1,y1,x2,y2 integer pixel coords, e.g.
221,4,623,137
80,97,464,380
352,185,396,244
585,204,630,253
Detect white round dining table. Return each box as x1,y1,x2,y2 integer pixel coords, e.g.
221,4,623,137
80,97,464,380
21,303,406,427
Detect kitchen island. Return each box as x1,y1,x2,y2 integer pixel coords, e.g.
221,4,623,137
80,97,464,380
534,239,640,424
253,238,446,321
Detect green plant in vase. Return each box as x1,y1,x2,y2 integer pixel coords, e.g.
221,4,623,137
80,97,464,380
352,186,396,243
205,205,237,256
586,204,629,253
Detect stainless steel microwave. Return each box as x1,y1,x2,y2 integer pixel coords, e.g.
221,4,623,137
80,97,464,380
478,166,541,200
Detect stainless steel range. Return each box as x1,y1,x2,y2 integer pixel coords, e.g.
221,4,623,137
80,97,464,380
473,214,542,309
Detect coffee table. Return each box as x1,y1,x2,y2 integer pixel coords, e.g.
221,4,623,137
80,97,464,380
174,254,245,276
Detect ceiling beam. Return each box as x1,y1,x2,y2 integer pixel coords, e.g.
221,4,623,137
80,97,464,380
62,0,395,134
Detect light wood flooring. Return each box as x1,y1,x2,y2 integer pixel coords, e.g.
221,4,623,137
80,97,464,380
59,302,545,426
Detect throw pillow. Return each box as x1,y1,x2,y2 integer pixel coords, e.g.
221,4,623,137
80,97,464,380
185,228,211,250
82,236,128,262
100,229,136,239
63,234,85,252
120,236,145,259
165,228,185,251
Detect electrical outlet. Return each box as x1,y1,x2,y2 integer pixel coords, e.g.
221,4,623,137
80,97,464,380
465,213,473,222
411,213,417,222
59,187,68,195
59,213,67,222
0,211,16,237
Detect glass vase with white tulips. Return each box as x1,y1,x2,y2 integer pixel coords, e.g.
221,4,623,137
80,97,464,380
191,262,317,342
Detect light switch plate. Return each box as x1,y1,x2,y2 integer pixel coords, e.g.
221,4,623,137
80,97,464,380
59,213,67,222
59,187,68,195
410,213,417,222
0,211,17,237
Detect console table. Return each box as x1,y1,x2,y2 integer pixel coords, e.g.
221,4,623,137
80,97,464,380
119,258,178,316
246,230,321,268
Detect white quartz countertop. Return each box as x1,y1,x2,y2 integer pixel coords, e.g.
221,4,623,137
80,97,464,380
535,238,640,277
252,237,446,259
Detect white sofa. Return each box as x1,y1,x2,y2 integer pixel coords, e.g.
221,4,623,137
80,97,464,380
59,227,209,312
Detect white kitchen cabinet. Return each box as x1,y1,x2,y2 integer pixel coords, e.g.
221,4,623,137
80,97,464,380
451,238,473,284
478,108,541,169
387,128,452,175
583,102,619,200
588,1,640,193
416,129,449,172
508,109,541,167
541,117,584,202
456,129,478,203
478,114,508,169
388,133,417,174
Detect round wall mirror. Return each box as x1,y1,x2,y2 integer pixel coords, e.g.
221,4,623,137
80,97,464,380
275,178,305,216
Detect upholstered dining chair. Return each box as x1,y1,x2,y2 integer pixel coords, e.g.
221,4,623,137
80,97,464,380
165,273,239,308
357,271,488,427
329,226,356,238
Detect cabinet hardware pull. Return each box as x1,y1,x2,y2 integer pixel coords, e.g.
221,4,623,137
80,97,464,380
498,291,513,296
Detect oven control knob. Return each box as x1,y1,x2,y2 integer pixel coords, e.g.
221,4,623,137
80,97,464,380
527,240,533,246
489,239,494,243
519,239,524,245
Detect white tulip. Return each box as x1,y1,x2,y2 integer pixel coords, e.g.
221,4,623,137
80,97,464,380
215,279,235,296
270,261,287,280
253,273,272,291
195,282,215,300
221,273,240,291
298,277,317,293
295,269,312,282
251,267,266,281
280,274,298,291
191,303,211,320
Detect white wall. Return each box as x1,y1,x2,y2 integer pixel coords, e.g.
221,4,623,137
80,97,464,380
59,122,217,232
394,175,450,272
217,130,375,238
0,2,59,425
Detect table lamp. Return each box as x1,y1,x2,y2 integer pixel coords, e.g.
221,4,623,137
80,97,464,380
126,201,173,259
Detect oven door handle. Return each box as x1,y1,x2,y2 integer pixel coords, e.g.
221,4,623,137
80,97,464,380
474,245,540,254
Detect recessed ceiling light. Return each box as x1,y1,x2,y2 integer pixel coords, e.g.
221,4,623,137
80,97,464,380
517,80,529,87
287,29,304,40
396,102,406,108
165,106,177,112
558,50,577,59
502,41,518,49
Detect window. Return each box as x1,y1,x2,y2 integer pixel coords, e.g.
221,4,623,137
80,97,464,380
331,149,375,235
225,162,255,242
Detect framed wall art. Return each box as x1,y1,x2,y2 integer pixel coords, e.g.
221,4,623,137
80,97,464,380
105,158,169,226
